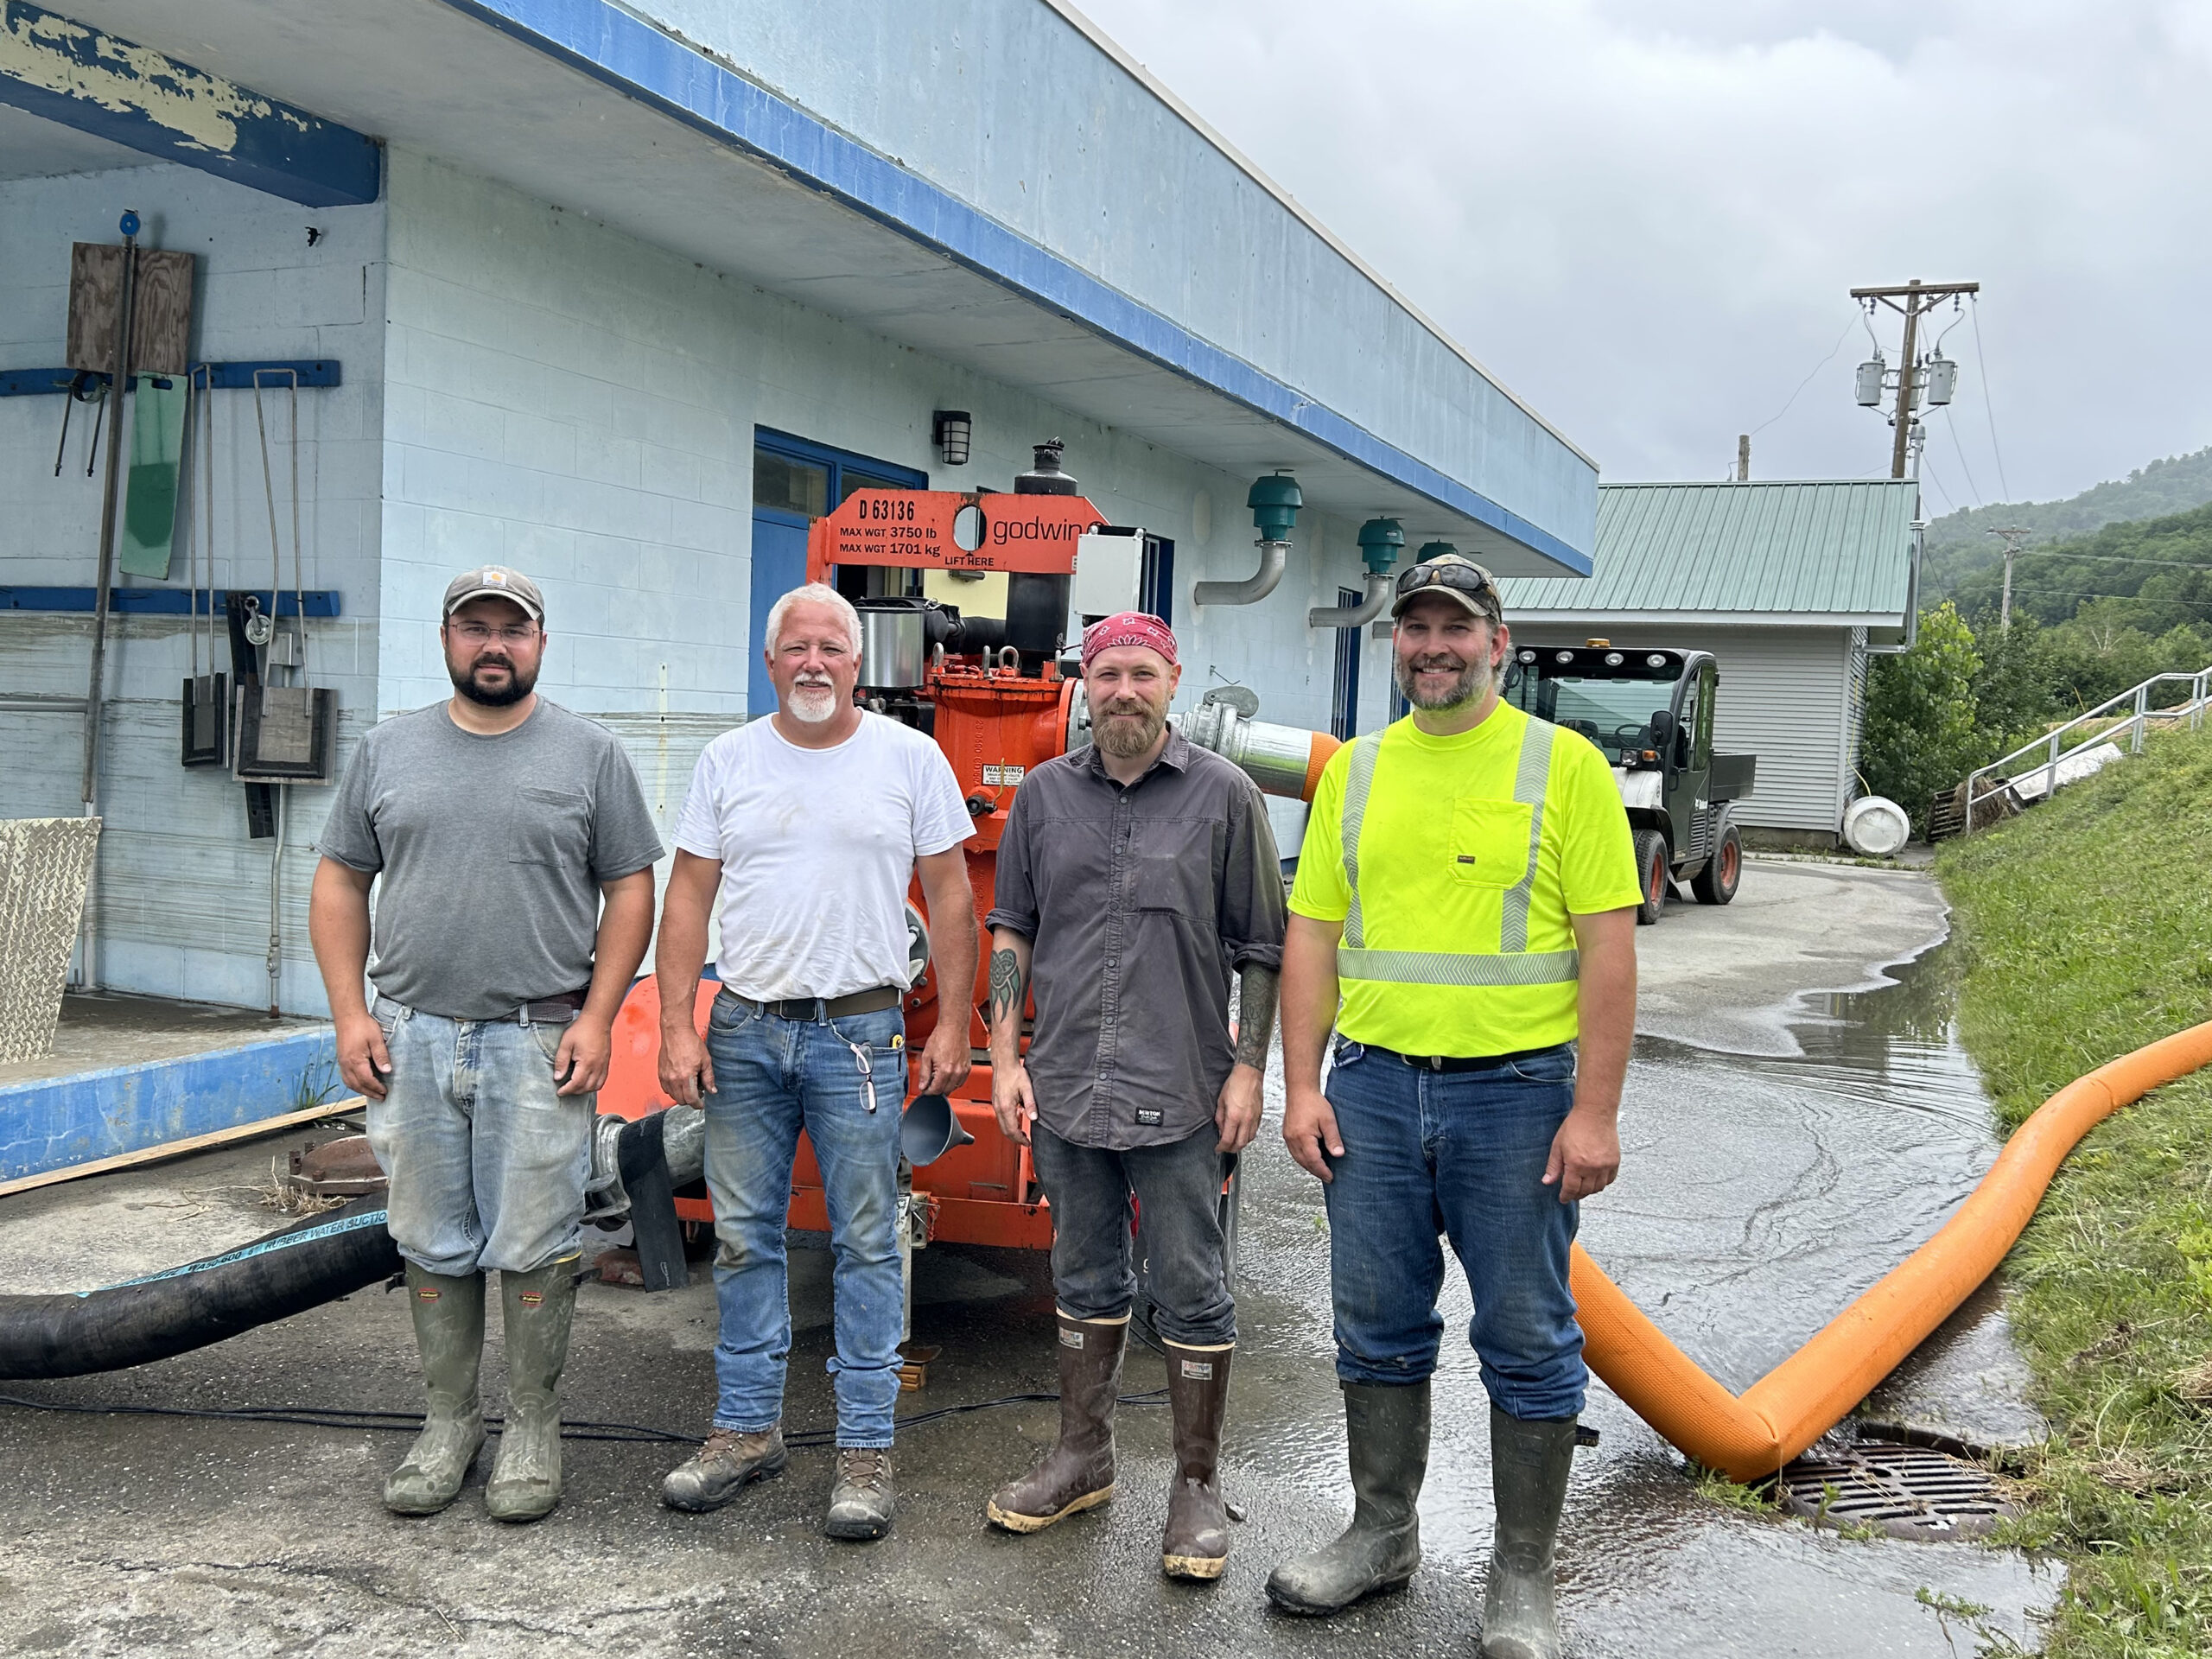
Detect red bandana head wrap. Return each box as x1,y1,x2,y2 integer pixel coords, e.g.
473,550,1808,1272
1080,612,1179,672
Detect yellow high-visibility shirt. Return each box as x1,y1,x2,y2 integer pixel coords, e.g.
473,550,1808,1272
1289,702,1643,1057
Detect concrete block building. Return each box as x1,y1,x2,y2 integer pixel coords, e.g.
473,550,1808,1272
2,0,1595,1017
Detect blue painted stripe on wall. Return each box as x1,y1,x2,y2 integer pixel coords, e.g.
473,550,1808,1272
0,1028,340,1183
0,2,380,208
0,588,342,616
436,0,1592,575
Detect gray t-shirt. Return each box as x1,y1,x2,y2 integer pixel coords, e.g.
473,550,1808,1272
320,699,664,1020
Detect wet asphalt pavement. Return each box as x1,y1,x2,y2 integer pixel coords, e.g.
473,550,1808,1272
0,860,2058,1655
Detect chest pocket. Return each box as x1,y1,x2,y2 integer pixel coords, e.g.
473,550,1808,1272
1134,818,1217,920
511,787,591,869
1449,796,1532,889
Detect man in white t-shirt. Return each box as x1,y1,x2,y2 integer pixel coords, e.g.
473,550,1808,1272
653,581,977,1541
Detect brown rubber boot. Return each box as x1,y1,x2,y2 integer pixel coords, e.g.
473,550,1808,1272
1160,1341,1233,1580
987,1313,1127,1532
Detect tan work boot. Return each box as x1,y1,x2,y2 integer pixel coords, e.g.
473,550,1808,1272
987,1313,1127,1532
1160,1341,1233,1580
485,1255,577,1523
825,1446,896,1541
383,1264,486,1516
662,1425,789,1512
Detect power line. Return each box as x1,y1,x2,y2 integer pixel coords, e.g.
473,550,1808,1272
1942,409,1985,507
2008,550,2212,571
1968,297,2012,501
1748,310,1863,438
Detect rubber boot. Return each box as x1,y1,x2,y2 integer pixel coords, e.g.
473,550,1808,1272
484,1255,578,1523
987,1313,1126,1532
1265,1380,1429,1615
1160,1341,1233,1580
383,1265,486,1516
1479,1408,1578,1659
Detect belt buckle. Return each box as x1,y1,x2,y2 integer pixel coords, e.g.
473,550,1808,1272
1427,1054,1444,1071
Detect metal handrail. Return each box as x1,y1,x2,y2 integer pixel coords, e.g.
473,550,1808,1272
1959,664,2212,832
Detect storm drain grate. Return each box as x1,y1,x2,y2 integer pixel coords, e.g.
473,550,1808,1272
1777,1440,2015,1541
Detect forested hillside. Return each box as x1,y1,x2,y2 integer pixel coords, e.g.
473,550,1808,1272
1923,446,2212,601
1948,500,2212,635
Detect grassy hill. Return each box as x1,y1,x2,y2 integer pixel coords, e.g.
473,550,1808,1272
1938,723,2212,1654
1924,446,2212,604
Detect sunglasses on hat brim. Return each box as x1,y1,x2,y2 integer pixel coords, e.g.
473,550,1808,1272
1393,560,1500,613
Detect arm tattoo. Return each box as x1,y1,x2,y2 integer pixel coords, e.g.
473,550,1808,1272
1235,965,1280,1070
988,946,1027,1032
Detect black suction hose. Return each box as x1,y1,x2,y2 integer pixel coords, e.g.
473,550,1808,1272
0,1197,401,1381
0,1116,682,1382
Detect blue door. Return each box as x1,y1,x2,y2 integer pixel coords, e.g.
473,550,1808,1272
748,514,810,716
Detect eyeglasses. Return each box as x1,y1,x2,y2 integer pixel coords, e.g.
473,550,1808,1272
450,622,539,645
1395,558,1499,608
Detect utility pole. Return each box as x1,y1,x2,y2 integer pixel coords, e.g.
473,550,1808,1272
1987,524,2031,630
1849,278,1980,478
1736,434,1750,481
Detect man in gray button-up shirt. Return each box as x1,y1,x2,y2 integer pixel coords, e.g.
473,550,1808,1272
981,611,1284,1585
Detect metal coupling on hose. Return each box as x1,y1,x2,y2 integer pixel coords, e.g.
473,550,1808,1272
1174,700,1339,802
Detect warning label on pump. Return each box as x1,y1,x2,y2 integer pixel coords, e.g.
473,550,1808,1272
981,765,1027,786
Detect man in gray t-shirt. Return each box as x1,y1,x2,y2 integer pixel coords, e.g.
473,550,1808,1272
310,565,661,1526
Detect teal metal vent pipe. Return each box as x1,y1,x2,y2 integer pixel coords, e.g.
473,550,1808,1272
1195,474,1303,607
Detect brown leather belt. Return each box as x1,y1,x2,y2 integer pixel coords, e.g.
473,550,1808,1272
517,988,588,1024
721,984,903,1021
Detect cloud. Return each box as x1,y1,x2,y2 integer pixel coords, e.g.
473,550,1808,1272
1073,0,2212,505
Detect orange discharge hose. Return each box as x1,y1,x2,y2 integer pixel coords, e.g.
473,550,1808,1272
1574,1019,2212,1481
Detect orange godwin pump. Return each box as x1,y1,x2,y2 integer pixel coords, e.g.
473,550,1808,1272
591,442,1349,1253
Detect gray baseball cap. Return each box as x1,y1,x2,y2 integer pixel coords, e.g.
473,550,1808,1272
442,565,544,623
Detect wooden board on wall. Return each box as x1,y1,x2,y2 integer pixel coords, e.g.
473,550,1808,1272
66,245,195,376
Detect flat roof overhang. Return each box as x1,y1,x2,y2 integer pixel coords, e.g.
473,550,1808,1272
16,0,1591,576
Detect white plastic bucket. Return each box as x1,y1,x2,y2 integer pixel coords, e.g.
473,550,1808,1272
1842,795,1911,858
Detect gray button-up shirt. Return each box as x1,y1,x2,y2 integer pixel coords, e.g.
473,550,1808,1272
987,728,1286,1151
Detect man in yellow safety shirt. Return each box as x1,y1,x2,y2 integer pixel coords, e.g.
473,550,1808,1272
1265,553,1643,1659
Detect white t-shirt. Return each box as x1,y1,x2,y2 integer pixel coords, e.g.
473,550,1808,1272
675,712,973,1000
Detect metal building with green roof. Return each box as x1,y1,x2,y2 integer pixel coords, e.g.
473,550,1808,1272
1498,479,1922,842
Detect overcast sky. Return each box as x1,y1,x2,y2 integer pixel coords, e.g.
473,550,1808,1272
1075,0,2212,511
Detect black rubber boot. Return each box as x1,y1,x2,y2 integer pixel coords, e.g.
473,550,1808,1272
1265,1380,1429,1614
1160,1342,1233,1580
1479,1408,1578,1659
383,1264,486,1516
485,1255,577,1523
987,1313,1126,1532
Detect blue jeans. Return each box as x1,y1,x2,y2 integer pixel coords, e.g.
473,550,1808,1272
1321,1039,1586,1420
1030,1122,1236,1346
363,996,595,1277
701,994,906,1447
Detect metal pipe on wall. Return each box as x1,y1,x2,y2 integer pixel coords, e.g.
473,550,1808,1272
1192,540,1288,607
1307,570,1393,629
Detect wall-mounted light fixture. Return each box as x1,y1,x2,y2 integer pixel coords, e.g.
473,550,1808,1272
932,410,972,467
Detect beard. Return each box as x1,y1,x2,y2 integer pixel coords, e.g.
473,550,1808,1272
1095,696,1167,759
1393,648,1496,712
448,652,537,707
785,677,842,725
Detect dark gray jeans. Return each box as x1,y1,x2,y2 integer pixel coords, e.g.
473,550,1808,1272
1031,1121,1236,1346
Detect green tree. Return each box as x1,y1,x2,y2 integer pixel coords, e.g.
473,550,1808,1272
1862,601,1982,833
